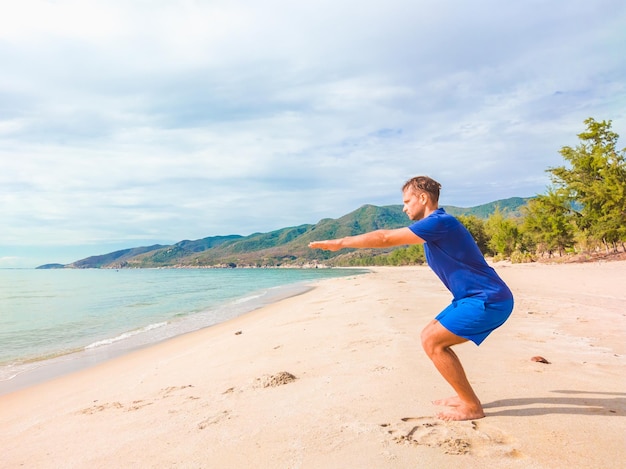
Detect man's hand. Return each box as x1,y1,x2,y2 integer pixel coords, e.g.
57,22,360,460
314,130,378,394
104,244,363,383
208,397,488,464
308,240,344,251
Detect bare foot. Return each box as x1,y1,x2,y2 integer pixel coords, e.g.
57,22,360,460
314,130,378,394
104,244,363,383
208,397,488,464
436,404,485,422
432,395,462,407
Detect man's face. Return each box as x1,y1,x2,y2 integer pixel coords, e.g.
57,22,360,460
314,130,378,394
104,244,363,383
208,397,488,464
402,189,427,221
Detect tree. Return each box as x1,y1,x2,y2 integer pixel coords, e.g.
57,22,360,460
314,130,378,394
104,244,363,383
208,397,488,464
549,118,626,252
485,209,521,258
387,244,425,265
457,215,490,255
522,189,575,257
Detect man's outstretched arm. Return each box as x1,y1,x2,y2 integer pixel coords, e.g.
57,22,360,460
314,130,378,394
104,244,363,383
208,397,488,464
308,227,424,252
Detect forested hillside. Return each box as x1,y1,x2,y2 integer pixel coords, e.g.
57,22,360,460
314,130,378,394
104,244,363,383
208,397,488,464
39,197,529,269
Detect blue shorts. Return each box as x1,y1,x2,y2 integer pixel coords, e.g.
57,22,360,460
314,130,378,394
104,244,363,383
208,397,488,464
436,298,514,345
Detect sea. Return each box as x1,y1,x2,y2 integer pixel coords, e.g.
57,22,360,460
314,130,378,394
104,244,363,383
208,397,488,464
0,267,366,395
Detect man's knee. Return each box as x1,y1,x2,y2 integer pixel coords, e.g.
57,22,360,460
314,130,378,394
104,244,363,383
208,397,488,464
421,320,466,356
421,321,438,357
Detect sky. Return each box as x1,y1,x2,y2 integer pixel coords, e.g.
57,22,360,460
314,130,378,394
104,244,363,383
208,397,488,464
1,0,625,268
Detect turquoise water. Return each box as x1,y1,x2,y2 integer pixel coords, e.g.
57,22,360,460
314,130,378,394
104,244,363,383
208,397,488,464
0,268,365,390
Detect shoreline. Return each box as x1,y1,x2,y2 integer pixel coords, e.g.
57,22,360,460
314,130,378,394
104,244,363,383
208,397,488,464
1,263,624,468
0,279,329,397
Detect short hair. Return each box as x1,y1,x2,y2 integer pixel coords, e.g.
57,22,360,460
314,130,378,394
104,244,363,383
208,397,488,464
402,176,441,203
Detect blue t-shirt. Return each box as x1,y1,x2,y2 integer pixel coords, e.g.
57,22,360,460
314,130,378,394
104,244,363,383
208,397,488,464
408,208,512,303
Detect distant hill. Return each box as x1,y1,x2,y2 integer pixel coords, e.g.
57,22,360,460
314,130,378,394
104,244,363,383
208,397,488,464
442,197,531,219
67,244,168,269
37,197,532,269
36,263,66,269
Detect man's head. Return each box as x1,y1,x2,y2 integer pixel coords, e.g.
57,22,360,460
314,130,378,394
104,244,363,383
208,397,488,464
402,176,441,203
401,176,441,221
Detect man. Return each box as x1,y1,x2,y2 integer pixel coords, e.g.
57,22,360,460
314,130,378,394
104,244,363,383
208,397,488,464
308,176,514,421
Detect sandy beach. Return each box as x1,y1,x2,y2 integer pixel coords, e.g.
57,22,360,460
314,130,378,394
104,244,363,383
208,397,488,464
1,262,625,468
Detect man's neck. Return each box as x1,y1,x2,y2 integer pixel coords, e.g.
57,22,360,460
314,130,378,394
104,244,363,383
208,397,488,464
423,204,439,218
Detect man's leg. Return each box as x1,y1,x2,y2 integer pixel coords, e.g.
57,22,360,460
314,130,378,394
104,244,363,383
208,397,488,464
420,319,485,421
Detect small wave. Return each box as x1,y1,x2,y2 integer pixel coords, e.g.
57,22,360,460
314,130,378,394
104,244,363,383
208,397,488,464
230,291,267,305
84,322,169,350
0,369,19,381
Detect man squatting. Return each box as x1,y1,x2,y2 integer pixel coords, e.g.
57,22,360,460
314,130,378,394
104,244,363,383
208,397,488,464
309,176,514,421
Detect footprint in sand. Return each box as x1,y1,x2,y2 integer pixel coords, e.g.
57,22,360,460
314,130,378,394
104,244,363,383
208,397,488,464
160,384,195,397
78,401,124,414
78,385,198,415
79,400,154,414
126,400,154,411
382,417,522,458
197,410,231,429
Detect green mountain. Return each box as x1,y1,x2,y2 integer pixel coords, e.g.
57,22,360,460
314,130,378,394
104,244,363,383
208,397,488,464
38,197,531,269
105,235,243,269
68,244,168,269
442,197,531,219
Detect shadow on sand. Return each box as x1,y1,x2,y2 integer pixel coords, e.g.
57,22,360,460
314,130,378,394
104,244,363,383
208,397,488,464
483,390,626,417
